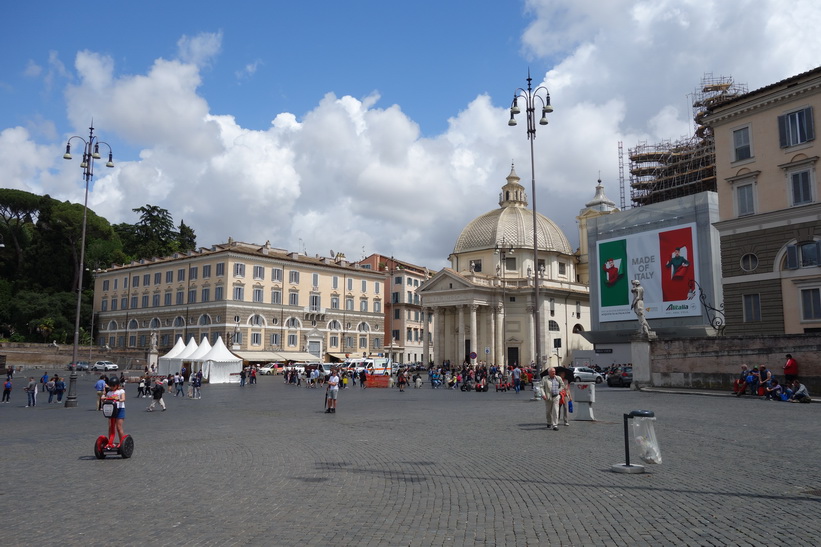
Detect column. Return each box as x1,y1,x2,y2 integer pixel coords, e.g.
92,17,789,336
489,307,496,368
496,303,505,371
422,307,430,367
527,305,535,367
469,304,478,365
458,305,465,365
434,307,444,368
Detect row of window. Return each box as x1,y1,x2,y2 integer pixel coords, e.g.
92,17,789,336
736,242,821,275
98,332,384,351
735,168,816,216
101,264,381,295
468,258,567,276
100,286,383,313
743,288,821,322
733,107,815,163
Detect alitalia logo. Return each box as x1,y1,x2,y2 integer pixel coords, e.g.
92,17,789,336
666,304,690,311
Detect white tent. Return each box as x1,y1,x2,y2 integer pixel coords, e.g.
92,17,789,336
186,337,212,376
157,337,186,376
201,336,243,384
167,338,199,375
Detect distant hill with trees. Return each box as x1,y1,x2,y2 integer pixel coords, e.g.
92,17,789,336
0,189,196,343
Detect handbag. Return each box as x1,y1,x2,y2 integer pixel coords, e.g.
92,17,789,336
568,400,574,413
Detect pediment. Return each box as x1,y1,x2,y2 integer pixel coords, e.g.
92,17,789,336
419,268,474,293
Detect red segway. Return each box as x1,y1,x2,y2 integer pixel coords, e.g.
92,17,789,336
94,396,134,459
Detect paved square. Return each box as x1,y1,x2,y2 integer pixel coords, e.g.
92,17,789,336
2,373,819,546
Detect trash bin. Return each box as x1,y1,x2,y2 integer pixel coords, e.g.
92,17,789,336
630,413,662,464
570,381,595,421
611,410,661,474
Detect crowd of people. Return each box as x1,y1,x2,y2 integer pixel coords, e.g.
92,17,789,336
733,354,811,403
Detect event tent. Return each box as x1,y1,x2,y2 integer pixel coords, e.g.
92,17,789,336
157,337,186,376
201,336,242,384
185,337,212,376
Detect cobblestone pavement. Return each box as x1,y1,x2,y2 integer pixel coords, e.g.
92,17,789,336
2,373,819,546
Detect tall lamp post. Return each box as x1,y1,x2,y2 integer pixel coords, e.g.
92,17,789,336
508,71,553,372
63,123,114,408
495,237,513,371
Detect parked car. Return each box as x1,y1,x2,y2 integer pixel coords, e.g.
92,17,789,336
259,363,283,375
572,366,604,384
67,361,90,371
92,360,118,371
607,366,633,387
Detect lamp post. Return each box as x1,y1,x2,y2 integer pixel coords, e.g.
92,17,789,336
62,123,114,408
495,237,513,371
508,70,553,372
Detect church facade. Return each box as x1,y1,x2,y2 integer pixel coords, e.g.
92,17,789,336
418,167,593,370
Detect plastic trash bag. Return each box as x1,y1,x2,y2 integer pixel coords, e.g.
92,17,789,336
631,416,662,464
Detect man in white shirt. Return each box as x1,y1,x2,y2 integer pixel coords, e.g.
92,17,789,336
540,367,565,431
326,367,340,413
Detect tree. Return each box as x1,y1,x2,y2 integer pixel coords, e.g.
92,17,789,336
132,204,178,258
0,189,45,273
177,220,197,253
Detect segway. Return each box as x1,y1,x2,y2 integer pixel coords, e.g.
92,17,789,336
94,397,134,459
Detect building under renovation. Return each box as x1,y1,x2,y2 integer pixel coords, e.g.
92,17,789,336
624,75,748,207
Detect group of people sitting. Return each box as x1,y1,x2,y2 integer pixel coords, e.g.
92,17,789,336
733,363,811,403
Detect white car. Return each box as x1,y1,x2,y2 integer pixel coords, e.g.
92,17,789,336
92,360,118,371
259,363,281,375
571,366,603,383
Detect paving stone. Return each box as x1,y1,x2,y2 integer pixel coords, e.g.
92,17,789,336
1,375,819,545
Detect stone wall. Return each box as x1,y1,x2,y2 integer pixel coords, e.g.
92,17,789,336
649,334,821,393
0,343,148,372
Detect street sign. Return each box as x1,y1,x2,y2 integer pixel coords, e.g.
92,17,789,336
469,352,477,360
485,347,490,354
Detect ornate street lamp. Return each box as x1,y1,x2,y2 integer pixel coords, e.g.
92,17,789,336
62,123,114,408
508,71,553,371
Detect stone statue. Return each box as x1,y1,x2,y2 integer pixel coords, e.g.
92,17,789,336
150,330,158,352
470,260,476,273
630,280,653,337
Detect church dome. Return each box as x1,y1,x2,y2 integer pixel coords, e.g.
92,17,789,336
452,166,572,255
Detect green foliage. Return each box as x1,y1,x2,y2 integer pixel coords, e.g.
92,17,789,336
0,190,192,342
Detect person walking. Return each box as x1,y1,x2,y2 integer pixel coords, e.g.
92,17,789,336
55,376,66,403
25,377,37,407
540,367,565,431
512,365,522,394
2,378,11,403
325,367,340,413
147,379,167,411
192,374,202,399
239,368,247,387
46,376,57,403
95,375,107,410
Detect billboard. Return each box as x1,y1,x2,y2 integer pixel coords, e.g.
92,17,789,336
598,223,701,322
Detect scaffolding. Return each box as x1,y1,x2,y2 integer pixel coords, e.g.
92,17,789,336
627,74,747,207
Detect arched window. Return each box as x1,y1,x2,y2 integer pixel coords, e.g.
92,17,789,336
199,315,212,326
572,324,585,334
150,318,160,329
128,319,138,330
328,320,341,330
107,320,118,331
358,322,370,332
285,317,300,329
249,314,264,326
174,316,185,327
548,320,560,332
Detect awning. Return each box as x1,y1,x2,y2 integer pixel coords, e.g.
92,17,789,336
276,351,320,362
234,351,282,362
326,352,350,361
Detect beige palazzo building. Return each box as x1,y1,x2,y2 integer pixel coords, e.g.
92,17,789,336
418,167,592,370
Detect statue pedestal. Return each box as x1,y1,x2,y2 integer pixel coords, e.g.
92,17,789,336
629,335,654,389
148,350,158,372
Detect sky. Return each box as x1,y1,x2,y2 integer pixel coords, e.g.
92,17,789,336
2,0,820,271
